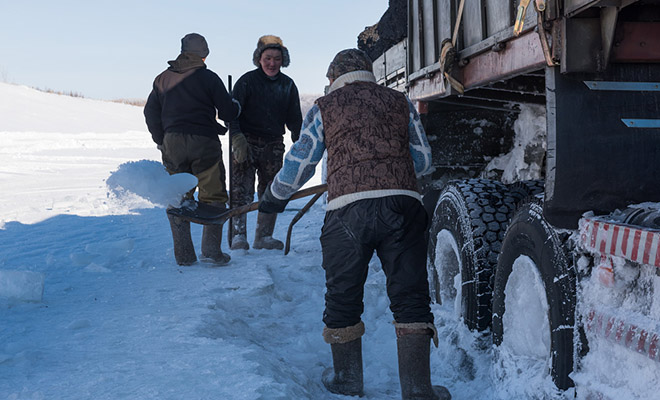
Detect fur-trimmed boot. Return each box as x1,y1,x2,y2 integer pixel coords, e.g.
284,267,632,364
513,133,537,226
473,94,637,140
321,321,365,397
167,213,197,266
395,323,451,400
229,214,249,251
253,212,284,250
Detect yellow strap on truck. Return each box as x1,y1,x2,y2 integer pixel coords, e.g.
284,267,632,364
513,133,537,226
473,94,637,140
514,0,532,36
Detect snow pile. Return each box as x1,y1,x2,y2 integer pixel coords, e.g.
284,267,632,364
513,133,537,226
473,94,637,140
69,238,136,272
0,270,44,303
492,255,560,399
485,103,546,184
0,82,159,228
106,160,198,208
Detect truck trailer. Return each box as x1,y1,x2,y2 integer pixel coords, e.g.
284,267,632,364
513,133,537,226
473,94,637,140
359,0,660,397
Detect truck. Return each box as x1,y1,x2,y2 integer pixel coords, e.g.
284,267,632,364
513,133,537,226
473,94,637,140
358,0,660,398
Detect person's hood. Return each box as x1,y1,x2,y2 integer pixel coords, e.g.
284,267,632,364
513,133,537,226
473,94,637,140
167,53,206,73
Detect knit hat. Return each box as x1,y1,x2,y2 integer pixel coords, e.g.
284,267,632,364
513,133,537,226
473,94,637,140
252,35,290,67
326,49,373,81
181,33,209,58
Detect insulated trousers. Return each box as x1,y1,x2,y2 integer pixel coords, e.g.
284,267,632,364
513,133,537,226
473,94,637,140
320,195,433,329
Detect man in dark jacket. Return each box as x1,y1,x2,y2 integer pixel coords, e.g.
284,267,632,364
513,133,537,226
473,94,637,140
228,35,302,251
258,49,451,400
144,33,240,266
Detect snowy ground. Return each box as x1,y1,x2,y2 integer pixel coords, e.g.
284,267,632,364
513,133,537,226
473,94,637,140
0,81,506,400
3,81,650,399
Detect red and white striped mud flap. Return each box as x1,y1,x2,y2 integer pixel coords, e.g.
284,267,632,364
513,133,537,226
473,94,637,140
579,216,660,269
584,309,660,363
578,216,660,399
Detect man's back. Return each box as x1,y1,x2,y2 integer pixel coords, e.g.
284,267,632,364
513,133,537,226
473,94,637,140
316,81,417,202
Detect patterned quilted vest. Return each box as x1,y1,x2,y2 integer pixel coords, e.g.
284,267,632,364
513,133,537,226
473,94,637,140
316,81,418,202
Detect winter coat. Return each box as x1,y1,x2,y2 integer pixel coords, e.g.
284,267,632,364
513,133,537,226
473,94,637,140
269,70,432,211
316,80,418,203
229,68,302,143
144,53,240,145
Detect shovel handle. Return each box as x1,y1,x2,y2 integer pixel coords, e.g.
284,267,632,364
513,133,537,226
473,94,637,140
221,184,328,224
284,191,325,255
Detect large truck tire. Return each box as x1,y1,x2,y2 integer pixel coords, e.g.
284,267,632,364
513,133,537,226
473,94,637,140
492,199,576,391
507,179,545,204
427,179,517,331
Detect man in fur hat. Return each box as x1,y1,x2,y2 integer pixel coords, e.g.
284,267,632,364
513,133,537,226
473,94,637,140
144,33,240,266
228,35,302,251
258,49,451,400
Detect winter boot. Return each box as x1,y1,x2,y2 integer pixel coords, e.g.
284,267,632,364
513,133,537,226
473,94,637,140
396,323,451,400
321,322,365,397
229,214,249,251
167,213,196,266
201,224,231,265
199,201,231,265
253,212,284,250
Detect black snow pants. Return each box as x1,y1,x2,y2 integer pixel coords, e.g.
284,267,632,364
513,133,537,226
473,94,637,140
320,195,433,329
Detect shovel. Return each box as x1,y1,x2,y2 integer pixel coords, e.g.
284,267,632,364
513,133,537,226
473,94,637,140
167,184,327,227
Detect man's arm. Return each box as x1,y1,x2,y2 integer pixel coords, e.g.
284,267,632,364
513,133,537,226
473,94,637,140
260,103,326,214
285,82,303,142
407,98,432,177
211,72,241,123
271,103,326,200
228,77,248,136
144,87,164,145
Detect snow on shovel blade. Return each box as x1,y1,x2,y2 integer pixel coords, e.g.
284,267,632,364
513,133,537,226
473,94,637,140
166,184,327,226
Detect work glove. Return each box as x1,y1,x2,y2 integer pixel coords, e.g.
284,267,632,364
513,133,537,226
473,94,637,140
231,132,249,163
259,185,289,214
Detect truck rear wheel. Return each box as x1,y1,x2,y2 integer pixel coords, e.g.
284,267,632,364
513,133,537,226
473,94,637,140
427,179,517,331
492,200,576,391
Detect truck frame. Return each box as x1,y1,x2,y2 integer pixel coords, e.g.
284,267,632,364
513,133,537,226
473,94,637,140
363,0,660,397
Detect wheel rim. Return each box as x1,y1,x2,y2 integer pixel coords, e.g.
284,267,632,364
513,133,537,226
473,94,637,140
500,255,551,377
434,229,462,319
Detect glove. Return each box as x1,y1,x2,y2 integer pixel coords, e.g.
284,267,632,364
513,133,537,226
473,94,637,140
232,132,249,163
259,185,289,214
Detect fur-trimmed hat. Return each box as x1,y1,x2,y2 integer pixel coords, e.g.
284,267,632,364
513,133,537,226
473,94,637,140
252,35,290,68
326,48,373,81
181,33,209,58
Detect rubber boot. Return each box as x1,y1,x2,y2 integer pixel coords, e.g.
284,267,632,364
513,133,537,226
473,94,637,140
229,214,249,250
201,224,231,266
322,338,364,397
253,212,284,250
396,329,451,400
167,213,196,266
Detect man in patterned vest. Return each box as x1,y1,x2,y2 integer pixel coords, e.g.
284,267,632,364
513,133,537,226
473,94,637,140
258,49,451,400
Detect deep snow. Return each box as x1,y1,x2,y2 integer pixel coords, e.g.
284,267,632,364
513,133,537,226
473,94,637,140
1,82,656,400
0,82,496,399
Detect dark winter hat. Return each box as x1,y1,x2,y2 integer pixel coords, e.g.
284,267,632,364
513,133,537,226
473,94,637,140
252,35,290,68
326,49,373,81
181,33,209,58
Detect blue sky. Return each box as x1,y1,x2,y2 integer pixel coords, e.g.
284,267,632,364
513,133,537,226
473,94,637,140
0,0,388,100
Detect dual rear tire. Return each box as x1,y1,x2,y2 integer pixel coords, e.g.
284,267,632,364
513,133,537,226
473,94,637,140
426,180,576,391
